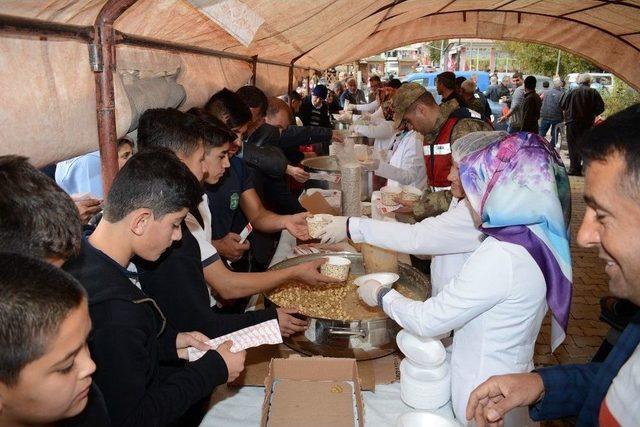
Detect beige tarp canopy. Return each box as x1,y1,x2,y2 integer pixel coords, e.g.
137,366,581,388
1,0,639,167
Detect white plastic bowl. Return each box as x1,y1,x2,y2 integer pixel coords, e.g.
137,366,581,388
396,330,447,367
353,272,400,288
395,411,461,427
400,359,451,410
401,357,449,381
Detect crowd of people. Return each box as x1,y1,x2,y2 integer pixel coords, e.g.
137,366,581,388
0,68,637,427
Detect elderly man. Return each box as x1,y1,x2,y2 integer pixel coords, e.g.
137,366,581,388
339,77,367,107
561,73,605,175
539,78,565,148
466,104,640,427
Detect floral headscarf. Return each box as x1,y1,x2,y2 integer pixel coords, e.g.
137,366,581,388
459,132,572,351
379,86,397,121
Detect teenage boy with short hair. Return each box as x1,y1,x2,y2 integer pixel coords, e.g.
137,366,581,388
184,109,334,328
0,254,96,426
0,155,81,266
203,90,311,271
63,150,244,426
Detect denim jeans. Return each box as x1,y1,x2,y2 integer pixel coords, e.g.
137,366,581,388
539,118,562,148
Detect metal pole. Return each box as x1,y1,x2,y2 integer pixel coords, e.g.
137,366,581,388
93,0,138,196
288,64,294,96
250,55,258,86
555,50,562,76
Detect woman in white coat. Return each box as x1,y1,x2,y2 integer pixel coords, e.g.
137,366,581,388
356,132,573,425
320,132,507,296
372,125,428,190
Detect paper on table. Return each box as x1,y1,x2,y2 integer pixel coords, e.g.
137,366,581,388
187,319,282,362
375,199,402,215
309,172,341,183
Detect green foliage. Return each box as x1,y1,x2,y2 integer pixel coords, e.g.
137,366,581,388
425,39,448,65
497,41,596,76
602,79,640,117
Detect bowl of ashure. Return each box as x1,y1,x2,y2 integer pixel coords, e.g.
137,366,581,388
265,252,431,360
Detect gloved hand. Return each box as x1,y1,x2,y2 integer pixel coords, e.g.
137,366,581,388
357,279,384,307
318,216,349,244
344,101,356,111
373,148,389,163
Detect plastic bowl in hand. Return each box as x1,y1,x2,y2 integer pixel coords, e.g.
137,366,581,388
381,185,402,206
354,272,399,288
396,330,446,367
400,186,423,203
306,214,334,239
320,256,351,281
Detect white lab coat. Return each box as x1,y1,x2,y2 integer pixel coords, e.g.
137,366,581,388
349,198,483,295
382,237,547,426
375,130,427,189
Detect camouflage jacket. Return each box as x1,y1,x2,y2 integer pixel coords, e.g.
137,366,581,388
424,99,493,145
413,189,454,221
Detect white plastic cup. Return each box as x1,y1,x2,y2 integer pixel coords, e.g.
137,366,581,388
320,256,351,281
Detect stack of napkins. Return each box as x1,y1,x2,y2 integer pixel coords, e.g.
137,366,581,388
187,319,282,362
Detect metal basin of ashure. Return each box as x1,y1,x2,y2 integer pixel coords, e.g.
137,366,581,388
265,252,431,360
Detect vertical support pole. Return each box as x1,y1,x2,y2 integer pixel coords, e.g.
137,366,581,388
288,63,294,95
93,0,137,196
250,55,258,86
306,68,311,95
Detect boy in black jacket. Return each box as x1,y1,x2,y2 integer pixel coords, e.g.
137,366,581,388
64,150,245,426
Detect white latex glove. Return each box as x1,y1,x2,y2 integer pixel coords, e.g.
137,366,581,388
373,148,389,163
357,279,384,307
318,216,349,244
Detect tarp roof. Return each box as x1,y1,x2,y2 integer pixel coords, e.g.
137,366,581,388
1,0,639,165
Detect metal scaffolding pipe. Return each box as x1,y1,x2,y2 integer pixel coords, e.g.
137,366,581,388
93,0,138,195
0,14,93,41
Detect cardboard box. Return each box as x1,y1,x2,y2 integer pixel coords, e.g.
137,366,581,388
233,344,401,391
261,357,365,427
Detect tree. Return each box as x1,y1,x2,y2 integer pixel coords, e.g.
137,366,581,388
497,41,596,76
425,39,448,66
602,79,640,117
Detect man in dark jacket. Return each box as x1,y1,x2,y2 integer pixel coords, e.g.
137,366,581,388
64,150,244,427
299,84,332,128
266,97,343,164
560,73,605,175
539,78,565,148
467,105,640,427
237,86,304,215
521,75,542,133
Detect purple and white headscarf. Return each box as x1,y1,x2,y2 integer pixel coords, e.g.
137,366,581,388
458,131,572,351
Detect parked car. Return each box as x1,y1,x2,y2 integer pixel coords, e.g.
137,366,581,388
402,71,491,93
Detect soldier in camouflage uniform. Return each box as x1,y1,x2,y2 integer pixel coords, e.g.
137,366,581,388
392,83,493,219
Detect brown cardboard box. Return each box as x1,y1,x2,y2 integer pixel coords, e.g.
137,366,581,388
233,344,401,391
299,191,338,215
261,357,365,427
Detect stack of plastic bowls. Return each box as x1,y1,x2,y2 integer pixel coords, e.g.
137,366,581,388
396,330,451,410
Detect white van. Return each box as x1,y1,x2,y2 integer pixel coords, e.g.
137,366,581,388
566,72,615,93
